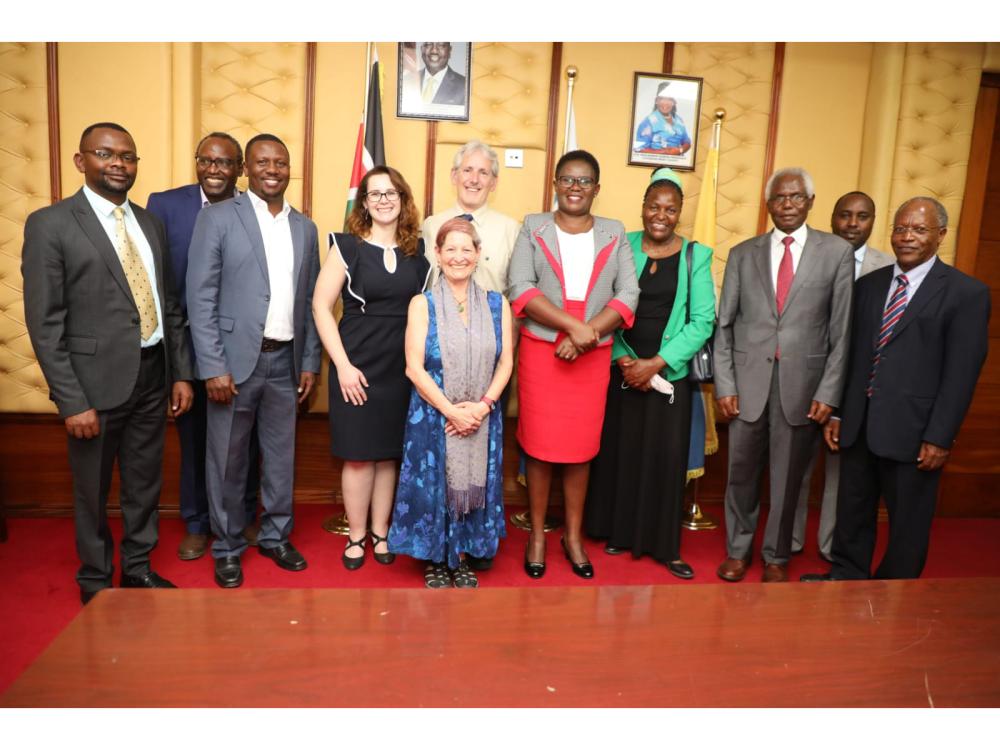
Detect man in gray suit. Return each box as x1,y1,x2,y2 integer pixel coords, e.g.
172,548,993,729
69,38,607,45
22,122,194,604
792,191,894,561
187,133,321,588
714,167,854,583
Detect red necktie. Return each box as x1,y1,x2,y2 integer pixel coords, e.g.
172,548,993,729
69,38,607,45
775,236,795,314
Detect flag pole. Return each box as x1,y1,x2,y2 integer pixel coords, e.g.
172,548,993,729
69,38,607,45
562,65,577,152
362,42,372,123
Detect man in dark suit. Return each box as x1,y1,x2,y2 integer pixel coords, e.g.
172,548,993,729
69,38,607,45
147,132,260,562
187,133,321,588
419,42,466,106
22,122,194,604
802,197,990,581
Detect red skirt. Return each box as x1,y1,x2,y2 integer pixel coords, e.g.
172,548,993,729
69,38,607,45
516,301,612,463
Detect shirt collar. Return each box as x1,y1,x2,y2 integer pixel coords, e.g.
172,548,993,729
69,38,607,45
892,254,937,285
423,66,447,85
199,185,240,207
854,243,868,263
82,184,129,219
453,203,490,223
247,188,290,218
772,223,808,247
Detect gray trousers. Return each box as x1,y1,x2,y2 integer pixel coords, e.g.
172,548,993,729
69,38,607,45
792,448,838,557
207,344,297,558
724,364,820,565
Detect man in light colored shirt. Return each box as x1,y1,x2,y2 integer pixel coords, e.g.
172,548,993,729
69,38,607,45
792,191,894,561
714,167,854,583
418,42,466,106
422,140,520,294
147,132,262,562
187,133,321,588
22,122,194,604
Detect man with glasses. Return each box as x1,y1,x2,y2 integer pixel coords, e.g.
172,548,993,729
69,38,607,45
187,133,321,588
22,122,194,604
147,133,261,562
714,167,854,583
802,197,989,581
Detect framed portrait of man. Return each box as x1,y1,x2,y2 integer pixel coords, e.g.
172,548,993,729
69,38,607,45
628,72,703,170
397,42,472,122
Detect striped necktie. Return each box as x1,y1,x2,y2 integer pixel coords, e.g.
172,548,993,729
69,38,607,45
867,273,909,397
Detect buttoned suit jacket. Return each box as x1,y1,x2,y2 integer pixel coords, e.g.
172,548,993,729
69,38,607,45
21,188,192,418
713,226,854,426
186,193,321,385
838,257,990,461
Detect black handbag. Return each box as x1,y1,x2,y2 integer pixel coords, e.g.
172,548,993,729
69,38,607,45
685,241,715,383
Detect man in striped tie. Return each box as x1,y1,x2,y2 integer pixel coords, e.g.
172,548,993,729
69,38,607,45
802,197,990,581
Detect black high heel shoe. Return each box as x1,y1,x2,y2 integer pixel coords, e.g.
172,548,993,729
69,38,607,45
370,531,396,565
561,537,594,579
524,544,546,579
341,535,366,571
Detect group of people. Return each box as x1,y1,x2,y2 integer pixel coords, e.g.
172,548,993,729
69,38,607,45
21,121,990,604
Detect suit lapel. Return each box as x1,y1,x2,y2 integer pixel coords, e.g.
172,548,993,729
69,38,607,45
234,194,270,288
70,190,136,308
752,233,777,318
780,226,820,314
888,258,947,342
290,210,305,294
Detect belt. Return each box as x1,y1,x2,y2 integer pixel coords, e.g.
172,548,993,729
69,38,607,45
261,337,292,352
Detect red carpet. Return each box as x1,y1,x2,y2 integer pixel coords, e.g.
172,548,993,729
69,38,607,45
2,502,999,695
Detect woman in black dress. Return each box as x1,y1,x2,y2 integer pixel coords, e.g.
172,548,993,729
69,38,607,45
313,166,430,570
584,168,715,578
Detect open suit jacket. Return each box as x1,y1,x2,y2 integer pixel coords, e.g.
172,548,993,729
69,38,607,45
22,188,192,417
429,66,467,105
838,257,990,460
185,192,321,384
146,183,204,317
713,226,854,426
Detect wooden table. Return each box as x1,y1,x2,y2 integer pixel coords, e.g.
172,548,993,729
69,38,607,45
4,579,999,707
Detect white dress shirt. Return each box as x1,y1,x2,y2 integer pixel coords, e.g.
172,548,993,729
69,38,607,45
884,254,937,310
247,189,295,341
420,67,447,102
82,184,164,347
769,224,808,291
556,227,595,302
853,244,869,281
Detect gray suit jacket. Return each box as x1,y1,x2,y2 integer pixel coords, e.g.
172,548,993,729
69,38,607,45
186,193,321,384
21,189,192,418
507,213,640,343
713,226,854,425
860,245,894,277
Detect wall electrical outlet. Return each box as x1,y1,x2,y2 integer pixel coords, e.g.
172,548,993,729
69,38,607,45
504,149,524,168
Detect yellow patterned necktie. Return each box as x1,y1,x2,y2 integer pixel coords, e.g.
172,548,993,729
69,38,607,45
421,73,436,103
112,206,158,340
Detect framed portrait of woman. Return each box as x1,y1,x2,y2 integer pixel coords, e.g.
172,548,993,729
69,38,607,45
628,72,703,170
397,42,472,122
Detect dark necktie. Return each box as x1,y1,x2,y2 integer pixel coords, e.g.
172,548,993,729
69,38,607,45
867,273,910,397
457,213,474,222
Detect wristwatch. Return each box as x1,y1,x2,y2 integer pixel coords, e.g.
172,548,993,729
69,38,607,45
480,396,496,411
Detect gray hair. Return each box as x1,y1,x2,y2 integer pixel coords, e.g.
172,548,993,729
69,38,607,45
452,140,499,178
896,196,948,228
765,167,816,200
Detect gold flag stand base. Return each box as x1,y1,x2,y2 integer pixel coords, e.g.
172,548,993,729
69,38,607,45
682,500,718,531
322,511,351,536
509,510,561,532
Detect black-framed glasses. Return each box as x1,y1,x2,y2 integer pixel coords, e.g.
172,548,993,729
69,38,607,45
82,149,140,164
556,176,596,189
195,156,237,170
366,189,401,203
768,192,809,207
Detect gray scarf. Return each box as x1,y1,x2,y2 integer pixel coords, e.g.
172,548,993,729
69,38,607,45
432,275,496,517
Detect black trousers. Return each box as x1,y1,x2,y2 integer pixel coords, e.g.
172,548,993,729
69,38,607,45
68,344,167,594
830,415,941,580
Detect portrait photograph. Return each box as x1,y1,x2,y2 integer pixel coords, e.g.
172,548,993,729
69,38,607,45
628,72,703,170
397,42,472,122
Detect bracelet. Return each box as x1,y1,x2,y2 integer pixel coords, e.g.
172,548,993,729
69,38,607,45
480,396,496,411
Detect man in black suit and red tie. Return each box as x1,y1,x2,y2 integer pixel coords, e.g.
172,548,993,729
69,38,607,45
802,197,990,581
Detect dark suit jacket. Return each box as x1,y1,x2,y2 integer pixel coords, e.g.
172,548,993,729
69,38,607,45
146,183,203,315
21,188,193,418
426,66,467,105
838,257,991,461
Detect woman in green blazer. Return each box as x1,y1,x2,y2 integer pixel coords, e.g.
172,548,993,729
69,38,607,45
584,168,715,578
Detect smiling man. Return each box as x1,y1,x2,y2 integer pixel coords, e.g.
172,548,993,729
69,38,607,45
417,42,467,106
186,133,321,588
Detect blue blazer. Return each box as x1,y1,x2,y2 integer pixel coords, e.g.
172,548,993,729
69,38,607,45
146,183,204,315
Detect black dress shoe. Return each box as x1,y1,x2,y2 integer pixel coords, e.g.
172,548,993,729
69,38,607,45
369,531,396,565
342,535,366,571
604,544,628,555
561,537,594,579
467,554,494,571
121,571,177,589
667,560,695,579
523,551,545,579
260,541,308,571
215,556,243,588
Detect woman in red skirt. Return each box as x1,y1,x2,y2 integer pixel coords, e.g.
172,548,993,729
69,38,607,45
507,150,640,579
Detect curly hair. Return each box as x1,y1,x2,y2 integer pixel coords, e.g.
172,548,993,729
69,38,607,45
345,166,421,256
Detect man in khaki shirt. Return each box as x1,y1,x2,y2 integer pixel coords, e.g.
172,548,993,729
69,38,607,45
422,140,520,293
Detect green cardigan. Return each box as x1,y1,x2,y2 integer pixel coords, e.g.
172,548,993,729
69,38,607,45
611,231,716,381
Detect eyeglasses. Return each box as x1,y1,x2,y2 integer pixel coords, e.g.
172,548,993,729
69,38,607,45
195,156,237,170
82,149,140,164
891,225,941,237
556,176,596,189
768,192,809,207
366,189,401,203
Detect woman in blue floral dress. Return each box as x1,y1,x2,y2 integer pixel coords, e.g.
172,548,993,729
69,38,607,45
388,218,513,588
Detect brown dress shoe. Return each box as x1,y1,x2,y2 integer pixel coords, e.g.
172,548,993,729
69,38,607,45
717,558,749,582
762,563,789,583
242,523,260,547
177,532,209,561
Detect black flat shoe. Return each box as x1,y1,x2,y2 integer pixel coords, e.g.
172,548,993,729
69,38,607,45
260,541,308,571
667,560,694,579
121,571,177,589
561,537,594,579
524,548,546,579
370,531,396,565
214,556,243,588
342,535,366,571
604,544,628,555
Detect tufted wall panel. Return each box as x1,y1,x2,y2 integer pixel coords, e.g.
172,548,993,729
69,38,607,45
673,43,776,288
0,43,53,412
884,42,984,263
200,43,307,208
